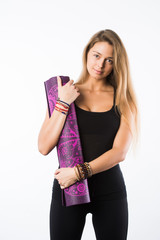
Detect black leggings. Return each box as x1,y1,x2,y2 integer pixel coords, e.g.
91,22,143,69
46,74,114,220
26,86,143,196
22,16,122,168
50,195,128,240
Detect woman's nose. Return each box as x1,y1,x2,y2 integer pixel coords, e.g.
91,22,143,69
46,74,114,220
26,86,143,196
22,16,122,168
97,59,105,68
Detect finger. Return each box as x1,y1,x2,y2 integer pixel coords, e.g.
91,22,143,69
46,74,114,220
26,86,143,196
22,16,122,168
57,179,62,185
57,76,62,87
68,79,74,85
54,169,60,175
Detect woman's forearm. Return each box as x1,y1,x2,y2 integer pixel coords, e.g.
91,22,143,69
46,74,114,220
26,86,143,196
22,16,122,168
38,109,67,155
89,148,125,175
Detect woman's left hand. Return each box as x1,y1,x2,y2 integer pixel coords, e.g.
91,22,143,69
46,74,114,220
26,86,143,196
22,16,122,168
54,167,78,189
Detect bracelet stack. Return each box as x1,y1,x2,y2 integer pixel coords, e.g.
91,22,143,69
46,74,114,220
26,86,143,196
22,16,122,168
55,97,70,115
74,162,93,181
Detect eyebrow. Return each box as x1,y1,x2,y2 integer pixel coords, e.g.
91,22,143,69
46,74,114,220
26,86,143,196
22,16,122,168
93,51,113,59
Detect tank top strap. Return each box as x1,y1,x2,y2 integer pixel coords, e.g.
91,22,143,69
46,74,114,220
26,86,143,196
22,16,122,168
113,87,116,106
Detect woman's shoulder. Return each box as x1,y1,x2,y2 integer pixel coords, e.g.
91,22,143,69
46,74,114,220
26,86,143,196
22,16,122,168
74,83,85,91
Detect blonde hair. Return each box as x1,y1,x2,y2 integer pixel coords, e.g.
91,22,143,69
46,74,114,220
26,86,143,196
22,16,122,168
76,29,140,151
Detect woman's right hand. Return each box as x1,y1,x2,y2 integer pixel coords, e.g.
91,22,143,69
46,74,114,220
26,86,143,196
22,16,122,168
57,76,80,105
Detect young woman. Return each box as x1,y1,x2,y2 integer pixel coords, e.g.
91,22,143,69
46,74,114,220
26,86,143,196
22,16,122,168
38,29,139,240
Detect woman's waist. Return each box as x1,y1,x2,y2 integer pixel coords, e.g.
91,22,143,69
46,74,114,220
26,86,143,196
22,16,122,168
88,165,126,191
90,164,122,180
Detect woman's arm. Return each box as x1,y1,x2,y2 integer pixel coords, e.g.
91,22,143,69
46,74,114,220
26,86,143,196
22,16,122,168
89,112,134,175
54,111,135,189
38,77,80,156
38,107,67,155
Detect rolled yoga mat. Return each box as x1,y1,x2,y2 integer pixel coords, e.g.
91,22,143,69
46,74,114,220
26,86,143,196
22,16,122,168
44,76,91,207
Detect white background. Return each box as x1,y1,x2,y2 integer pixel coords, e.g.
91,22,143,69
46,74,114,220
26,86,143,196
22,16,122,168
0,0,160,239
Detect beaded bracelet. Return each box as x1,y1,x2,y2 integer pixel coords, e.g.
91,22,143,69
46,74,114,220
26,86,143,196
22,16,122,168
84,162,92,178
55,105,68,115
75,162,93,181
55,97,70,115
56,102,69,110
57,97,70,107
77,164,85,180
76,163,82,180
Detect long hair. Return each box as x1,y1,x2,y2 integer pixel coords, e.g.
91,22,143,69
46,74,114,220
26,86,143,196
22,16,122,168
76,29,140,150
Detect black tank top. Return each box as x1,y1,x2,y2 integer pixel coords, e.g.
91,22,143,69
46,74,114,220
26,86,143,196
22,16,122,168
52,89,127,202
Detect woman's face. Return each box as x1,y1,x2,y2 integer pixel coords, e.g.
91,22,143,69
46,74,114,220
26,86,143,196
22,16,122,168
86,41,113,81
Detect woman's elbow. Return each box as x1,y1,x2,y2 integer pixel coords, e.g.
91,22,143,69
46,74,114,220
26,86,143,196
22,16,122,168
38,144,49,156
38,141,56,156
120,150,127,162
38,133,58,156
38,138,51,156
114,148,126,162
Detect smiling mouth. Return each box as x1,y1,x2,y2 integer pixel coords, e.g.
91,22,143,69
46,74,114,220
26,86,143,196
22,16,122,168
94,69,103,74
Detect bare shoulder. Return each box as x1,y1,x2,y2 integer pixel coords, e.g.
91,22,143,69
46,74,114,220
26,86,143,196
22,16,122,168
74,83,84,91
74,83,85,98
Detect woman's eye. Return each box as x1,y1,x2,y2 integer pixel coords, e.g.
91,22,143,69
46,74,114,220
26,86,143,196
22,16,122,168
94,54,99,58
106,59,113,64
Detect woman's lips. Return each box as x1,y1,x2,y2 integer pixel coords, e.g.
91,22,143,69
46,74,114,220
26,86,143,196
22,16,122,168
94,69,103,74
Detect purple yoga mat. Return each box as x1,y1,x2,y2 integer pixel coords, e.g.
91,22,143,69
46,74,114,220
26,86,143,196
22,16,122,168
44,76,91,207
